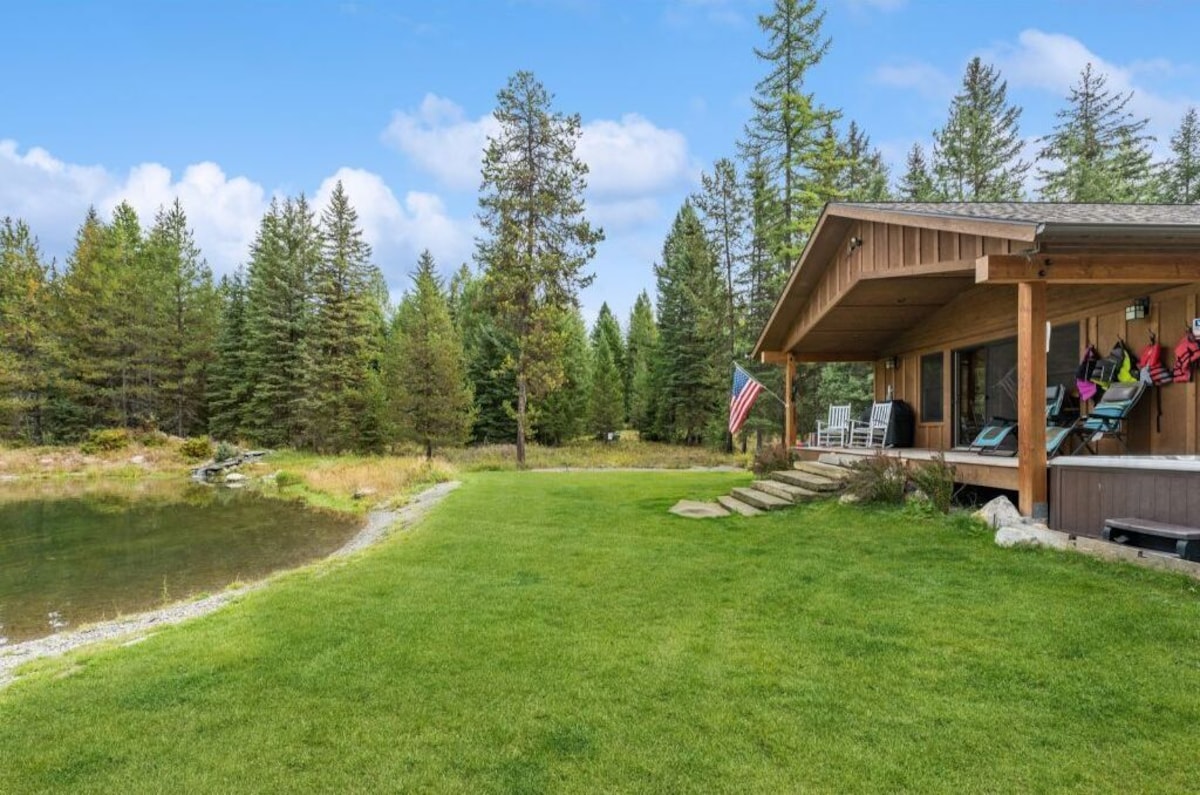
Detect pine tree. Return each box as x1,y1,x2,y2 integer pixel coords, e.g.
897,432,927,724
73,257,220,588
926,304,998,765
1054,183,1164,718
451,265,518,444
898,143,940,201
741,0,838,264
692,158,747,368
625,291,658,435
243,197,320,448
651,203,726,444
535,307,590,446
207,269,250,441
0,218,56,443
476,70,604,465
1161,107,1200,203
301,182,385,452
144,199,218,437
837,121,891,202
384,251,473,458
1038,63,1154,202
932,57,1029,201
588,308,624,437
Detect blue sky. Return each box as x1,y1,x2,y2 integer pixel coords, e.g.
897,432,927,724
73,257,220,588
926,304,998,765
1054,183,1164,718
2,0,1198,324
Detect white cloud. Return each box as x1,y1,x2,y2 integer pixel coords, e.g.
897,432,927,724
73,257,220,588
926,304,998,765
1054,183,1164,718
381,94,499,191
873,61,955,101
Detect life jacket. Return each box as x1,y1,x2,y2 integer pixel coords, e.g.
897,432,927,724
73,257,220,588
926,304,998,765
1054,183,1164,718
1075,344,1099,402
1137,341,1172,386
1173,330,1200,383
1090,340,1134,389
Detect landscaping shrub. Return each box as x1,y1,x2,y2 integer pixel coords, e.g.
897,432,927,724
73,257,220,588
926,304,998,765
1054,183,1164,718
909,454,956,514
751,443,794,474
179,436,213,461
80,428,130,454
214,441,239,463
845,453,907,505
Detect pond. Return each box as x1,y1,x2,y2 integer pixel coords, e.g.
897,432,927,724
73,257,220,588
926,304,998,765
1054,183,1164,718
0,481,361,645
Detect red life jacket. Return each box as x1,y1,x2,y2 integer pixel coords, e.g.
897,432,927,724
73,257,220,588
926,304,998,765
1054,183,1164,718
1137,341,1172,386
1173,331,1200,383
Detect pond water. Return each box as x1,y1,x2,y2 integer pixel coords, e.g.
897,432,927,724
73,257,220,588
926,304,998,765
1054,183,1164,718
0,482,361,645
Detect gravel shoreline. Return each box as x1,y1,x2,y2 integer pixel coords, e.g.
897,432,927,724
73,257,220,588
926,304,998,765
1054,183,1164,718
0,479,460,689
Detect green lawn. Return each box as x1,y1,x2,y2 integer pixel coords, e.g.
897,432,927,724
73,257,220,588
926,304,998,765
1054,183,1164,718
3,471,1199,793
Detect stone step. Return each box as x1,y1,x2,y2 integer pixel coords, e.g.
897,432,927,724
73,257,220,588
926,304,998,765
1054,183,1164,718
718,494,763,516
730,487,791,511
817,452,864,469
794,460,851,481
773,469,841,493
753,479,818,503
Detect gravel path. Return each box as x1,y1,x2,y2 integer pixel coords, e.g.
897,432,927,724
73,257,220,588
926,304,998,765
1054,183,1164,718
0,480,460,690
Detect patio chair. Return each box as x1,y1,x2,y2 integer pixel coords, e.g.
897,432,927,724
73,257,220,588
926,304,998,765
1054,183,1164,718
1071,381,1147,454
848,401,892,448
815,404,852,447
969,385,1067,457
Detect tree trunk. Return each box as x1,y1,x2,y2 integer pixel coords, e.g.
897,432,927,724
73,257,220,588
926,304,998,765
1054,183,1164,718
425,438,433,460
516,373,527,466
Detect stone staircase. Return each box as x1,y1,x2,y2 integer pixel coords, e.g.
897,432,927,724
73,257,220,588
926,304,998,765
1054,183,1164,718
671,459,852,519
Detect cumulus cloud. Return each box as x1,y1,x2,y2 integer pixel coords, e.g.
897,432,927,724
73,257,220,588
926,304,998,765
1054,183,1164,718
873,61,956,101
381,94,499,191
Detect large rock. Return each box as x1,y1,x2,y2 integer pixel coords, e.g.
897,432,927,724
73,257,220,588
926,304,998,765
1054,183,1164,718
224,472,248,483
974,495,1023,528
669,500,730,519
995,524,1070,550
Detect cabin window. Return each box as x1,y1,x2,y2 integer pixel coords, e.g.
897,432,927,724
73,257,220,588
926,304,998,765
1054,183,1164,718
920,353,944,422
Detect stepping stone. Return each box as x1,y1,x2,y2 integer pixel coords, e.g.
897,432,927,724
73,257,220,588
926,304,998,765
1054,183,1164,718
718,495,763,516
794,461,851,481
773,470,841,492
669,499,730,519
753,479,817,503
817,452,862,468
730,487,790,511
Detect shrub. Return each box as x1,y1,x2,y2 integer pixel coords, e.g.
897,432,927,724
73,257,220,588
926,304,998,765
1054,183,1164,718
214,441,239,463
139,430,169,448
80,428,130,454
845,454,908,505
909,454,956,514
179,436,213,461
275,471,302,488
751,443,795,475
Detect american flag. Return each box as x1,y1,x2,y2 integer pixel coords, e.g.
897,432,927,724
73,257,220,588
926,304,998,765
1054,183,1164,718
729,364,765,435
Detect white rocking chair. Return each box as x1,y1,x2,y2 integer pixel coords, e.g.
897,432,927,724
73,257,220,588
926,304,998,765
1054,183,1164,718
815,404,852,447
849,401,892,448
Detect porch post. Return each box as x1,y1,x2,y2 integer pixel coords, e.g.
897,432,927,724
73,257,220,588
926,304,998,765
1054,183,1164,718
1017,281,1048,517
785,353,796,448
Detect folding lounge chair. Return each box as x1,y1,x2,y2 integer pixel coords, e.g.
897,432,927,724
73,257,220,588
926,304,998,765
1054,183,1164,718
970,385,1067,457
815,404,852,447
849,401,891,448
1071,381,1146,454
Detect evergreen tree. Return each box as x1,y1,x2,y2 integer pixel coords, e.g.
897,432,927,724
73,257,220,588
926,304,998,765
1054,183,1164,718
0,218,56,443
1160,107,1200,203
837,121,891,202
384,251,473,458
451,265,518,444
692,158,747,367
1038,63,1154,202
536,307,590,445
476,70,604,465
651,203,725,444
588,308,624,437
207,269,250,441
243,197,320,448
625,291,658,435
144,199,218,437
741,0,837,264
932,57,1029,201
898,143,940,201
301,182,384,452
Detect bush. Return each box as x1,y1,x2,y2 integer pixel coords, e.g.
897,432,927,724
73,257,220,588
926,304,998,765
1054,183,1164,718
80,428,130,454
179,436,213,461
139,430,169,448
275,471,302,488
909,454,956,514
751,443,795,475
214,441,239,463
845,454,908,505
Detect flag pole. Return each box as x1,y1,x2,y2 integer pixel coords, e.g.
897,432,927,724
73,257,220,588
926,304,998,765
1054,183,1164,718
734,362,786,408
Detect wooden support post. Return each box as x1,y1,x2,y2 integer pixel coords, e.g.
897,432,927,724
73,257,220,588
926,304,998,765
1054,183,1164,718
1017,281,1048,517
785,354,796,448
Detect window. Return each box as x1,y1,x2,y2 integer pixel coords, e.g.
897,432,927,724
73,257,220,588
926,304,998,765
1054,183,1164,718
921,352,944,422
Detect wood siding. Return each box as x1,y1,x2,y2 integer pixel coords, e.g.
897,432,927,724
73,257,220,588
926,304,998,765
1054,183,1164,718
1050,464,1200,537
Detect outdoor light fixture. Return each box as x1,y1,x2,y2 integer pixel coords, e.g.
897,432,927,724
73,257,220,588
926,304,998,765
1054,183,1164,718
1125,297,1150,321
883,355,899,369
847,236,863,253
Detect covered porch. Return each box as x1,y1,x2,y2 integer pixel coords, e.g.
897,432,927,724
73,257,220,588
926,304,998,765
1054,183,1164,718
754,202,1200,518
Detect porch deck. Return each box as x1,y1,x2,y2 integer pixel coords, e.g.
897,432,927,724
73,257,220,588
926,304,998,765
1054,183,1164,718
795,445,1019,490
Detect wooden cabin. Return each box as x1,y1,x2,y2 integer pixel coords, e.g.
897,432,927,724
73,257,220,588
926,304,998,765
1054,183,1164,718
753,202,1200,533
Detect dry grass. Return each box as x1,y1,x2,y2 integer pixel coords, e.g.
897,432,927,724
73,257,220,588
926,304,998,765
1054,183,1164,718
0,440,190,479
252,452,456,512
443,434,748,471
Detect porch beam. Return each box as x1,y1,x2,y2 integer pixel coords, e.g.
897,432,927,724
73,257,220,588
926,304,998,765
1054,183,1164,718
977,253,1200,284
857,258,977,280
759,350,789,364
785,354,796,448
1017,281,1048,518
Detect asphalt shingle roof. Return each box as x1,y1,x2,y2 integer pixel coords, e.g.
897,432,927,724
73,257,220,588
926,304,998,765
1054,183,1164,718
833,202,1200,227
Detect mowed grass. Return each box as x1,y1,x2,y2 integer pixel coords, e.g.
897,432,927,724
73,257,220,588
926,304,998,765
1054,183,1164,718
3,471,1200,793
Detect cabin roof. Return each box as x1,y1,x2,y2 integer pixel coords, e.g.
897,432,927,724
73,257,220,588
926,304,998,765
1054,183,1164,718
838,202,1200,227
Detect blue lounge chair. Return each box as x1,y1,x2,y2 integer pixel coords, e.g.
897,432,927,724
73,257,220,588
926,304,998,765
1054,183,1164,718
969,385,1067,457
1071,381,1147,454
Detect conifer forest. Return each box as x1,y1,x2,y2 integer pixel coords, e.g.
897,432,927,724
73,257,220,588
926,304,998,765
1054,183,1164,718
3,1,1199,461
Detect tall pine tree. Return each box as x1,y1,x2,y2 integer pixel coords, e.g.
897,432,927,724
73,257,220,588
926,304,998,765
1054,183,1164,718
625,291,658,435
0,218,57,443
588,305,624,437
207,269,250,441
837,121,891,202
1160,107,1200,203
535,307,590,446
898,143,940,201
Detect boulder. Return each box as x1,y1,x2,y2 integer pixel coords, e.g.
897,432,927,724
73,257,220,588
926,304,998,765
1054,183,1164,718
995,524,1070,550
224,472,248,483
838,492,861,505
129,455,146,465
669,499,730,519
353,486,378,500
974,495,1023,528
